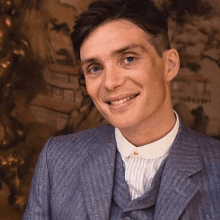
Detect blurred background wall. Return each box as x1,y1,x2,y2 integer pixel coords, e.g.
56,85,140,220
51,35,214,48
0,0,219,219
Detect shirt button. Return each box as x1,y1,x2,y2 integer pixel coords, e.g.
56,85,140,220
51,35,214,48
133,151,138,155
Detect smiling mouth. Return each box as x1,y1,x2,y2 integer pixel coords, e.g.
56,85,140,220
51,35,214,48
107,93,139,105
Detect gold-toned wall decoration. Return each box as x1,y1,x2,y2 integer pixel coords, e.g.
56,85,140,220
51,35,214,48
0,0,33,212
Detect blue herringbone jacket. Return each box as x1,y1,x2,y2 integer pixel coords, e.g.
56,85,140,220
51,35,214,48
23,121,220,220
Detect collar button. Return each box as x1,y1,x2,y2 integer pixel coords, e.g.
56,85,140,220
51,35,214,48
133,151,138,155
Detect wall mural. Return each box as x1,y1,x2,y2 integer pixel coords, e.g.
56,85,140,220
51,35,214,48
167,0,220,137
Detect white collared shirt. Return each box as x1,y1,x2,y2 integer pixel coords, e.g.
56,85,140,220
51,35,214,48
115,112,180,200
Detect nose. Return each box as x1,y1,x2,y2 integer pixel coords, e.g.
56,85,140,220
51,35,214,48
103,64,125,91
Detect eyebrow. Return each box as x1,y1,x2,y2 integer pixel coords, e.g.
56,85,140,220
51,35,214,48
112,44,147,56
81,44,147,66
81,58,99,67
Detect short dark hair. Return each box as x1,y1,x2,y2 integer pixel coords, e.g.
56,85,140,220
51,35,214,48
71,0,170,61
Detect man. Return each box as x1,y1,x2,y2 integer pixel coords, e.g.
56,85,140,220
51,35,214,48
23,0,220,219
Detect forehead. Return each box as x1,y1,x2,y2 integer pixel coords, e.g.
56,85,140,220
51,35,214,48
80,19,158,62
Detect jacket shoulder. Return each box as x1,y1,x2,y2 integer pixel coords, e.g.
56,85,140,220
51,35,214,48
44,124,114,165
185,127,220,161
196,131,220,156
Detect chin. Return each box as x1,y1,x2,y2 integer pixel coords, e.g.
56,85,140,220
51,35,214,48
107,117,139,130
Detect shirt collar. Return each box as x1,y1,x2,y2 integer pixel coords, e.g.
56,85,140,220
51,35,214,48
115,111,180,159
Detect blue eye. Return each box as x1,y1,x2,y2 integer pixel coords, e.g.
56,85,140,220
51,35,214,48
90,66,100,73
125,57,135,63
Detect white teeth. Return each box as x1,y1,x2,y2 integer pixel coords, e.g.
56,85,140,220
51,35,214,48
110,95,136,105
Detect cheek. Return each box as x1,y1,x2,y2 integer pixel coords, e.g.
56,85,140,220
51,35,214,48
85,82,94,99
150,65,166,87
85,78,100,100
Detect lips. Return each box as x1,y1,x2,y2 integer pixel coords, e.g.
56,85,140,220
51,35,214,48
106,93,139,105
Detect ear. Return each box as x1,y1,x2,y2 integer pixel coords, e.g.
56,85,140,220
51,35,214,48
164,49,180,82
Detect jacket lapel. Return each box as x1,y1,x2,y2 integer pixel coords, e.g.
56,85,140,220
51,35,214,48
155,122,203,220
80,125,117,220
112,148,131,210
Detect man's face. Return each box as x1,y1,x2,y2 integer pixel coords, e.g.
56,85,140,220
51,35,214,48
80,19,170,130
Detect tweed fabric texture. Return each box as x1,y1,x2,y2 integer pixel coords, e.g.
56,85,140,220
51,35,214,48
23,120,220,220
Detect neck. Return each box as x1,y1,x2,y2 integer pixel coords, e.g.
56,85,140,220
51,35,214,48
119,105,176,147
